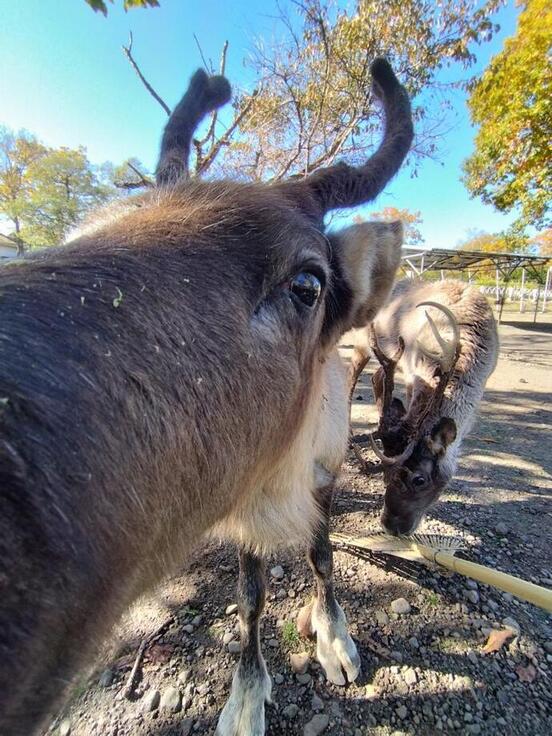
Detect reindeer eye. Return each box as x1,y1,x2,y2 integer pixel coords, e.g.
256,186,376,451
289,272,322,307
412,475,426,488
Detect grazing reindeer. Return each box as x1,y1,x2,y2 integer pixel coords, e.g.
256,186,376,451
0,60,412,736
349,278,498,536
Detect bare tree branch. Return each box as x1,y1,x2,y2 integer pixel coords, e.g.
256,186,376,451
196,89,260,175
114,180,147,190
195,41,229,149
193,33,212,73
122,32,171,116
114,160,155,190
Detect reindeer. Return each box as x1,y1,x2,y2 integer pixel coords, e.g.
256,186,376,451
0,59,412,736
349,278,499,536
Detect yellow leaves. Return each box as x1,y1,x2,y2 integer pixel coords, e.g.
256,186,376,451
481,628,515,653
464,0,552,226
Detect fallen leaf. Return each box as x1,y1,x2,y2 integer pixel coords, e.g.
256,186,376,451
516,663,537,683
482,628,515,653
145,642,174,665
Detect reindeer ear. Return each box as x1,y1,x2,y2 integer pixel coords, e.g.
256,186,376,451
427,417,457,456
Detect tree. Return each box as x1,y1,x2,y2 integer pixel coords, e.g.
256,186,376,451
0,128,47,253
531,228,552,257
0,129,114,248
463,0,552,229
366,206,424,246
22,147,113,247
126,0,505,181
85,0,159,16
459,223,530,254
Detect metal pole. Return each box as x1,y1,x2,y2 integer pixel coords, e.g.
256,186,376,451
533,287,540,324
520,268,526,313
495,269,500,305
440,269,445,281
542,266,551,313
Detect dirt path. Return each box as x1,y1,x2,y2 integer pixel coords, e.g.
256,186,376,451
47,322,552,736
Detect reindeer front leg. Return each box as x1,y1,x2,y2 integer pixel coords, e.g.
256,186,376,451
298,485,361,686
216,549,271,736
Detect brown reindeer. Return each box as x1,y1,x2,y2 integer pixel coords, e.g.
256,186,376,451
349,278,498,536
0,61,412,736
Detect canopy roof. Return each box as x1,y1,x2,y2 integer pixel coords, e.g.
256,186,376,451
401,247,551,283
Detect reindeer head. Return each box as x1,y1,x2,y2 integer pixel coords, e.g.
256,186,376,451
60,61,413,534
368,303,461,535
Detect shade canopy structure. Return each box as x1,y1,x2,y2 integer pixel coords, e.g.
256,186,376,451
401,247,551,284
400,247,551,324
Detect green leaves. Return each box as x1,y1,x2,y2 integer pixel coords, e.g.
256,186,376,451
0,128,115,248
85,0,160,17
463,0,552,228
459,223,531,255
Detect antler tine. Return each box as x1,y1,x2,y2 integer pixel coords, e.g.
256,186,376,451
403,303,461,438
415,301,461,371
370,324,405,366
351,441,385,475
369,433,416,466
288,58,413,218
156,69,231,186
370,325,404,418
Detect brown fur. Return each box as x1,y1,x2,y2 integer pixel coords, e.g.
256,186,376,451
0,59,412,734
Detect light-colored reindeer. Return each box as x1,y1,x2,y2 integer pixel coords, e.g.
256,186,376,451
0,60,412,736
349,278,499,535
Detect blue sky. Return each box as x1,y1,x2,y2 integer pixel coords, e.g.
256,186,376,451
0,0,521,249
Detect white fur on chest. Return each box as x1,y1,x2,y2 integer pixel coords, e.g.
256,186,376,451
212,350,350,553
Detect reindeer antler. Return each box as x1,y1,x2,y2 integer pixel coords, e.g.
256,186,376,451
365,326,414,471
403,301,461,435
369,324,404,418
285,58,413,219
415,301,461,371
156,69,232,186
367,303,461,471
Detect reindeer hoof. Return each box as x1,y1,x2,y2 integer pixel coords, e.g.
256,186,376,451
311,601,361,686
216,663,272,736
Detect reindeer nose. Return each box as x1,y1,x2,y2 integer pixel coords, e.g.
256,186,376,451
380,510,415,537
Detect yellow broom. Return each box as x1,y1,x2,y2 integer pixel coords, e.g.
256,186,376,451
330,532,552,613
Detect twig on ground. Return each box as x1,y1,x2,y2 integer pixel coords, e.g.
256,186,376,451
123,614,176,699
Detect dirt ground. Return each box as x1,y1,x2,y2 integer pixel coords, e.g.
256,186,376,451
48,318,552,736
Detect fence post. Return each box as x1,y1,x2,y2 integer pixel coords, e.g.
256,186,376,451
533,287,541,324
542,266,551,313
520,268,526,313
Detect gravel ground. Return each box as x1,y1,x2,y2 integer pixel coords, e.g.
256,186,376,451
46,320,552,736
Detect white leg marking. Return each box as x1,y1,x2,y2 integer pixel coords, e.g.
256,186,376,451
216,659,272,736
311,600,361,686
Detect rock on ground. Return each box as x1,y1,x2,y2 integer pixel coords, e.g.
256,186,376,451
304,713,330,736
159,686,181,713
391,598,411,614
